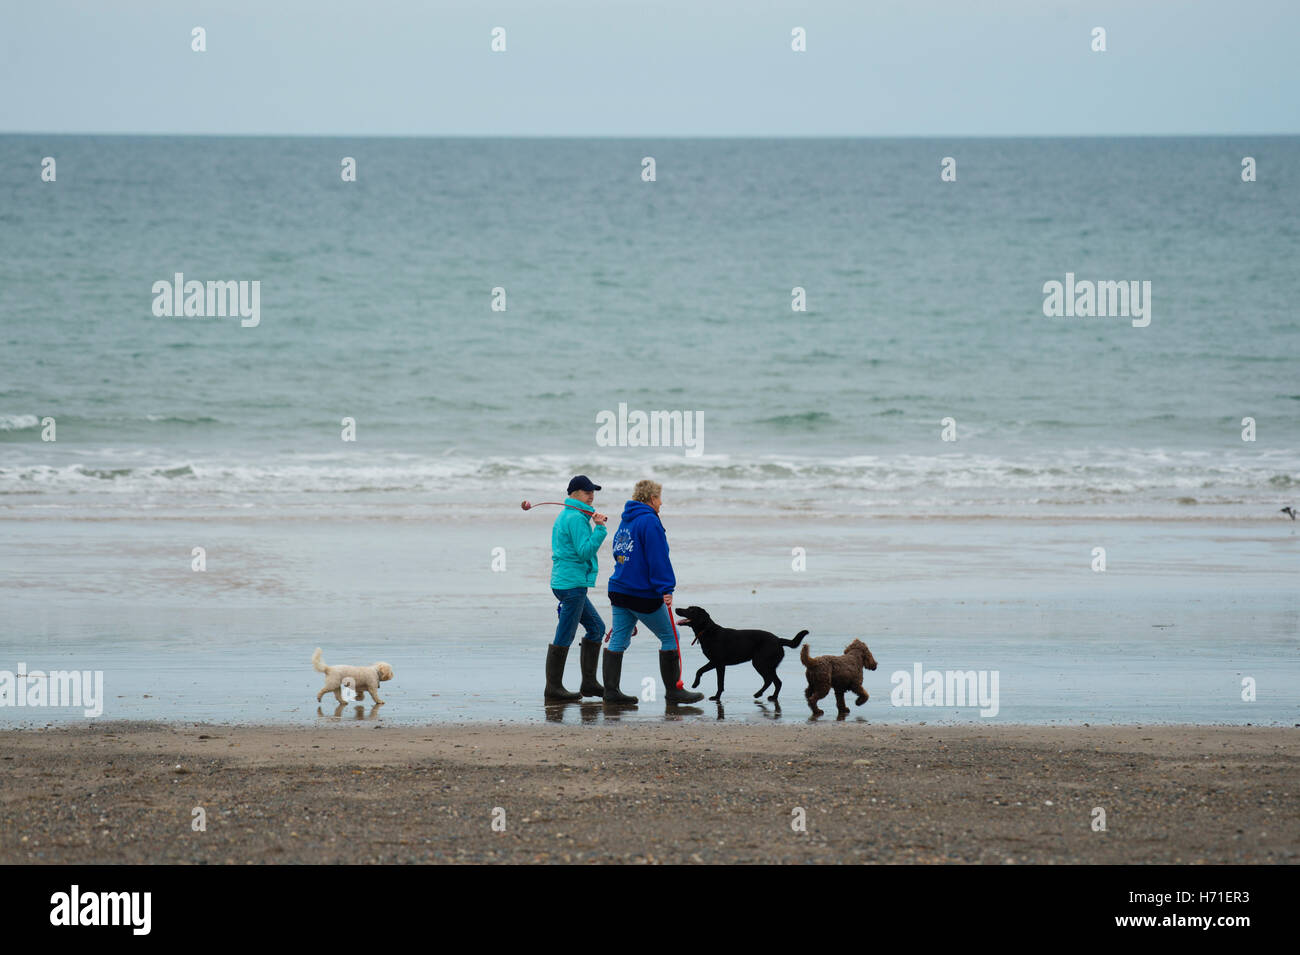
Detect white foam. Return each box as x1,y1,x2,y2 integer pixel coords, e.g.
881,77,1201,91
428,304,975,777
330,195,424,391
0,414,40,431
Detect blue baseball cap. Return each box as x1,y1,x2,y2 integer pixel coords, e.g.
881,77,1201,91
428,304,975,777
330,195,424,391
567,475,601,493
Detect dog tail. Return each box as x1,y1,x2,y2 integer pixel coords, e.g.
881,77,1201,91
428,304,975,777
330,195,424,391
781,630,809,648
312,647,327,672
800,643,814,666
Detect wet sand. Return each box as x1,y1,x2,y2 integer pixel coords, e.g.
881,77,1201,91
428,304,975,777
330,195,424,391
1,721,1295,864
4,514,1298,726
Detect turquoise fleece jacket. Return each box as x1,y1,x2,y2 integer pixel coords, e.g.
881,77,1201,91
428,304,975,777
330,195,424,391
550,498,607,588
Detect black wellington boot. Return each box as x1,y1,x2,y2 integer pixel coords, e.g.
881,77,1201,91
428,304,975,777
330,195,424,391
660,651,704,704
544,644,581,701
601,648,638,705
579,639,604,698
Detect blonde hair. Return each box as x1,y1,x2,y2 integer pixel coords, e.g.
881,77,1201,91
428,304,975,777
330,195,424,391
632,479,662,503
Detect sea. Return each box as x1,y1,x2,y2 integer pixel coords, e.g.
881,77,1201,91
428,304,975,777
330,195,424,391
1,135,1297,726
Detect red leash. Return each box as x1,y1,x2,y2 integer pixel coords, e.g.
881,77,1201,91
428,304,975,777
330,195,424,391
605,624,637,644
667,604,685,689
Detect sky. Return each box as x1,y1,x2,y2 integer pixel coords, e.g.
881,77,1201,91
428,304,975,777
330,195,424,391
1,0,1297,136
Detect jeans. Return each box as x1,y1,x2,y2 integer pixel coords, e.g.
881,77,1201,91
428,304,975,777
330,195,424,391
551,587,605,648
608,603,677,653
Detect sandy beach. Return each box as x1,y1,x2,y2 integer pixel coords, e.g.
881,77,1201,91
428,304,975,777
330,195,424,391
2,721,1294,864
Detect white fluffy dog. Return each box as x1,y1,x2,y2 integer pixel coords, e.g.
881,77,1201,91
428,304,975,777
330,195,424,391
312,647,394,704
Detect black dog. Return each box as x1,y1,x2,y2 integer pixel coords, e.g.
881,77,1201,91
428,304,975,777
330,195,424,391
674,605,808,703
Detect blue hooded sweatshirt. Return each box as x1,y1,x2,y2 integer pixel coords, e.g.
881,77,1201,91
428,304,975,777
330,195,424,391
606,500,676,600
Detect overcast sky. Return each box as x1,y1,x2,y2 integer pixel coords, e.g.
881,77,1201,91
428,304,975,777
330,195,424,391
2,0,1296,136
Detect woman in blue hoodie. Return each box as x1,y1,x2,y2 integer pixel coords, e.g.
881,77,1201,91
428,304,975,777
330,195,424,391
603,480,704,705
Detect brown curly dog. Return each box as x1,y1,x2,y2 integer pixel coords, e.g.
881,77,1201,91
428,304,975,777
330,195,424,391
800,639,878,716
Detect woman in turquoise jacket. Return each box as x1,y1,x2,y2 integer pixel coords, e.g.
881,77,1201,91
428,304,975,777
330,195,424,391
546,475,608,700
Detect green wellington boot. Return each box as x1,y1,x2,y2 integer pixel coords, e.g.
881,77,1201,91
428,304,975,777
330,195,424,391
601,648,638,705
660,651,704,704
579,639,604,698
544,644,581,701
